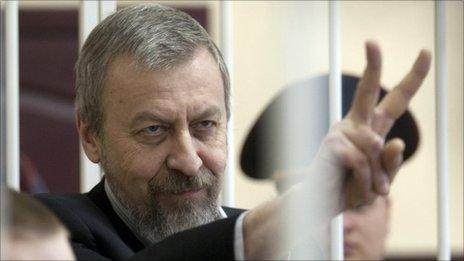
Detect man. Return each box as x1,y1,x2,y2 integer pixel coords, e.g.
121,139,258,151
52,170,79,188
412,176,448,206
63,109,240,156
344,196,390,260
2,190,75,260
37,3,431,260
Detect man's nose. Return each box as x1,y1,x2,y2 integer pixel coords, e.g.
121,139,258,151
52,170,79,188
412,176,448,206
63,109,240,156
343,212,356,233
166,131,202,176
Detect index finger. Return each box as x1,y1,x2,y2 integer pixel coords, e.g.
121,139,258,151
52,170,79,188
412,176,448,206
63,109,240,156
375,50,431,136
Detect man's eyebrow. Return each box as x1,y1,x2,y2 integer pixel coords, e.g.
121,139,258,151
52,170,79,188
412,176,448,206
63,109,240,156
193,107,222,121
130,107,222,127
130,112,170,128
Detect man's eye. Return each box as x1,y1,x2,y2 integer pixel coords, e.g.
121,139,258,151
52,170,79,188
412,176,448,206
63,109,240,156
196,120,214,129
143,125,163,135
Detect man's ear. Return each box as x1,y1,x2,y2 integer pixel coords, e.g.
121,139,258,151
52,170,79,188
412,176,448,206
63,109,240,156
76,110,101,163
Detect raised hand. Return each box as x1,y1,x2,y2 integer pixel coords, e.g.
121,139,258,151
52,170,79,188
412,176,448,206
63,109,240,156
242,42,431,260
325,41,431,208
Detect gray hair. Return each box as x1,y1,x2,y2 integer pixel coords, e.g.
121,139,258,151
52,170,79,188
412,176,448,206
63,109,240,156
75,4,230,138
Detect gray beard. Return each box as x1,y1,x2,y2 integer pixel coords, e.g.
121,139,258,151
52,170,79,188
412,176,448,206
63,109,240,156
106,170,222,245
99,137,223,245
132,192,222,244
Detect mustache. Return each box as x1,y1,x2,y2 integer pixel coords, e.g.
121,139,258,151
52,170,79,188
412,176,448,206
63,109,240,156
148,169,216,194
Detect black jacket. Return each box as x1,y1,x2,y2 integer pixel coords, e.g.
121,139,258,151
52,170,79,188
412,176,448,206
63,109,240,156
36,181,245,260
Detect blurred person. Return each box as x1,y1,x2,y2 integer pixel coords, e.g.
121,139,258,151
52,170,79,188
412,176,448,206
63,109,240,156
343,196,390,260
35,4,431,260
2,189,75,260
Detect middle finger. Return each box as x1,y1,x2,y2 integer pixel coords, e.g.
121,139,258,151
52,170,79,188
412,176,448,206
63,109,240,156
347,41,382,125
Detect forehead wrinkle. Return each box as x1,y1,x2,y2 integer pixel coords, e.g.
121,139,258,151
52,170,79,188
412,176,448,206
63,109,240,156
103,48,225,127
105,48,222,98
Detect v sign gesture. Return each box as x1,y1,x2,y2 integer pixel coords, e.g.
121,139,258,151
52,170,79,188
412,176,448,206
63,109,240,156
243,41,432,260
321,41,431,208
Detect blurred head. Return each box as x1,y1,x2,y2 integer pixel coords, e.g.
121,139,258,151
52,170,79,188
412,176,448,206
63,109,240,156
76,4,229,243
2,190,75,260
343,196,391,260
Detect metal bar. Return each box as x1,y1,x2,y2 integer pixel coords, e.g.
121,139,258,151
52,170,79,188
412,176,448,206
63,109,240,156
78,0,116,193
220,0,235,207
79,0,101,193
98,0,117,21
5,0,20,191
434,1,451,260
329,1,344,260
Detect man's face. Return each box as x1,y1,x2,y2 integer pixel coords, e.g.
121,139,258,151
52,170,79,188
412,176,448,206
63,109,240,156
343,196,390,260
96,47,228,242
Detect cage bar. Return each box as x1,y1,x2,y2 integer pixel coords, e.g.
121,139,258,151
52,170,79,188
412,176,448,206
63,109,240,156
220,0,235,207
328,1,344,260
434,1,451,260
5,0,20,191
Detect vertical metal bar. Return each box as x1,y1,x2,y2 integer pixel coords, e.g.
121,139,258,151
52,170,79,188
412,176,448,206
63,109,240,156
435,1,451,260
98,0,117,21
78,1,101,193
78,0,116,193
5,0,20,191
0,1,15,260
220,1,235,207
329,1,344,260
